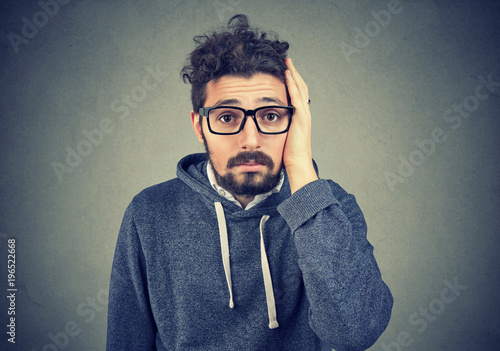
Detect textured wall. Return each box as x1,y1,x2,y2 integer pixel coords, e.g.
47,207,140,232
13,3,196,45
1,0,499,350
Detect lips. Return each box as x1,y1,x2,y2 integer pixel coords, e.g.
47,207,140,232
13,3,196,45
238,160,261,166
237,163,265,172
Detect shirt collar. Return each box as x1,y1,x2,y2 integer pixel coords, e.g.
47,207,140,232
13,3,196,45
206,161,284,210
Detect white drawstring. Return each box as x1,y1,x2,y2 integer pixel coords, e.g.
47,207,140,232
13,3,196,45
214,202,279,329
215,202,234,308
260,215,279,329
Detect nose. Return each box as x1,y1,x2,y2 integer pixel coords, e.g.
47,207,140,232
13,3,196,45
238,116,261,150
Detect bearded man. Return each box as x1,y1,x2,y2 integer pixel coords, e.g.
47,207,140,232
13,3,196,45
107,14,393,351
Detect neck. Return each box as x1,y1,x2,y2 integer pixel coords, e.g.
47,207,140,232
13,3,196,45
232,194,255,209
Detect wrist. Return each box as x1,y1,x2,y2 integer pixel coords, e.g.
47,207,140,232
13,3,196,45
286,161,318,194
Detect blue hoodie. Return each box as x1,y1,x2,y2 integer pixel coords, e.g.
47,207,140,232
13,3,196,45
107,153,393,350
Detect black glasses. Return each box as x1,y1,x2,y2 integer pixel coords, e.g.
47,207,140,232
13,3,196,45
198,105,294,135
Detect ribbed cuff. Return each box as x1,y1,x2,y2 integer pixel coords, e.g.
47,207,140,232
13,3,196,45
277,179,339,233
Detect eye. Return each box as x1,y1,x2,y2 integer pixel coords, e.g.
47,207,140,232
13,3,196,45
262,112,281,122
217,114,236,123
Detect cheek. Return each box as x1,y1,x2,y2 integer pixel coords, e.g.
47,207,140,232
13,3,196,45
212,147,227,165
206,137,234,168
269,137,287,168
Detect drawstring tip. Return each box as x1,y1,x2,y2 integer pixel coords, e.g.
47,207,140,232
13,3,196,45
268,321,279,329
229,301,234,309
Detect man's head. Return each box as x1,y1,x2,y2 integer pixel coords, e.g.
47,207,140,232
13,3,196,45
181,15,291,200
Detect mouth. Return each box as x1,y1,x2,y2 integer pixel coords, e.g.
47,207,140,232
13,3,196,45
239,160,261,166
237,161,265,172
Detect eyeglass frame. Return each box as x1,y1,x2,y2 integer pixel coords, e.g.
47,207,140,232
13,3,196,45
198,105,294,135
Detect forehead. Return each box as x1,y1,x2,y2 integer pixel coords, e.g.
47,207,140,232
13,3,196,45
205,73,287,106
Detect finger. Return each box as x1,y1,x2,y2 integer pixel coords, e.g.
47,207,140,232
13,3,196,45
285,69,303,106
286,70,310,111
286,58,308,96
285,65,308,109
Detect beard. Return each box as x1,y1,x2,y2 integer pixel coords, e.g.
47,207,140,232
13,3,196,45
201,130,282,197
214,152,281,197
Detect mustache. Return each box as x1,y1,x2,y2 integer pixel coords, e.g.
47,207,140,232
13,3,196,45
226,151,275,169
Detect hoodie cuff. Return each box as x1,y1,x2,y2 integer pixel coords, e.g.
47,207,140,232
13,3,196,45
278,179,339,233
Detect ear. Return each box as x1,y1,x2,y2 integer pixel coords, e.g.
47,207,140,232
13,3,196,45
191,110,204,144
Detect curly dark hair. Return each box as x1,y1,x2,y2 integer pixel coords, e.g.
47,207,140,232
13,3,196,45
181,14,290,112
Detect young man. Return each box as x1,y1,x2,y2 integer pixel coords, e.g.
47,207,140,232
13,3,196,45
107,15,393,351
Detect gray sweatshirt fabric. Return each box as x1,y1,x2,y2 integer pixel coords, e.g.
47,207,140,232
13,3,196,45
107,153,393,350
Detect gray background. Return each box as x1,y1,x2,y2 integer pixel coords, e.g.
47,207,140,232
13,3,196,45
1,0,499,350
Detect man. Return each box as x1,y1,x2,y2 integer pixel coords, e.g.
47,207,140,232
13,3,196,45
107,15,393,351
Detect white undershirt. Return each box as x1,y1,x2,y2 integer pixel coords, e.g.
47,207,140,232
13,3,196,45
206,162,284,210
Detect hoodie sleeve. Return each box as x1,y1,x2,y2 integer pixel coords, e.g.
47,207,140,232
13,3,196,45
106,202,156,350
277,179,393,351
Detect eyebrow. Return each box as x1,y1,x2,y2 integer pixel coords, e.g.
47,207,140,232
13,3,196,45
258,97,286,105
213,98,240,106
213,97,286,107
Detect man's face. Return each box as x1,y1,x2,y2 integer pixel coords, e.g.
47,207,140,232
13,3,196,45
191,73,289,197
